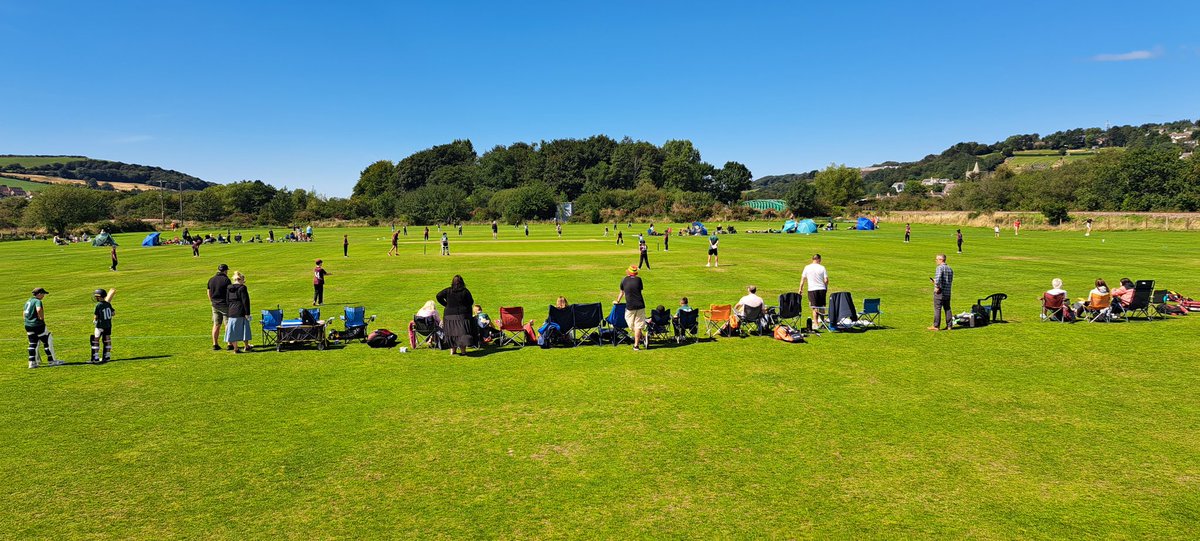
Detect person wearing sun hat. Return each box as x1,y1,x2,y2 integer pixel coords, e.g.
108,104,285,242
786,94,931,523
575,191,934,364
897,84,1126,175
614,265,648,351
24,287,60,368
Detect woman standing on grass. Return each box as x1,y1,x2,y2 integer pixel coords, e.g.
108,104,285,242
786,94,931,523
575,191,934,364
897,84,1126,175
225,271,252,353
437,275,475,356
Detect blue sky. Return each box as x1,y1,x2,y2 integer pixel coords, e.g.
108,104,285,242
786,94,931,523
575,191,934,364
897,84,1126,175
2,1,1197,197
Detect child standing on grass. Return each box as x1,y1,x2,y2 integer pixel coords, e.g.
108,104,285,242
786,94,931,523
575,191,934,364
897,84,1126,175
24,287,59,368
994,225,1000,238
110,245,118,271
90,288,116,364
313,259,329,306
441,232,450,256
956,229,963,254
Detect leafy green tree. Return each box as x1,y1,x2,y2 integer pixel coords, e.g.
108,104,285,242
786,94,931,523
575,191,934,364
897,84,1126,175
398,184,471,224
22,185,110,234
708,161,753,204
661,139,705,191
396,140,477,191
784,181,820,217
478,142,542,191
353,160,398,198
610,138,662,189
259,192,297,225
428,163,482,194
813,164,864,206
188,188,227,222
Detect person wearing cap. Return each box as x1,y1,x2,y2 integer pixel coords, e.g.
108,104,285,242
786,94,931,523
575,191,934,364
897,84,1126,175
207,264,232,351
313,259,329,306
90,288,116,364
614,265,648,351
24,287,60,368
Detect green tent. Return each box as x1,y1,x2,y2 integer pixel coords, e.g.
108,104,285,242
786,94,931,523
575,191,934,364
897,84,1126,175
92,232,118,247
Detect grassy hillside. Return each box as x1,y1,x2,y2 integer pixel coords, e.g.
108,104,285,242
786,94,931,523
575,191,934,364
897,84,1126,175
0,155,88,168
3,223,1199,538
0,175,51,192
1003,149,1109,171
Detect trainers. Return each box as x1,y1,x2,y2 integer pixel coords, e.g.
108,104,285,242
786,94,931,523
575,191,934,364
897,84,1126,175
49,360,64,366
212,344,221,351
632,346,640,351
28,362,38,369
705,263,710,267
226,344,235,351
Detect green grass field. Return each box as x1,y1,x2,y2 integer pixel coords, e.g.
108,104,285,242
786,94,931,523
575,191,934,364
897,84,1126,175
0,155,88,168
3,223,1199,538
0,175,52,193
1004,150,1105,170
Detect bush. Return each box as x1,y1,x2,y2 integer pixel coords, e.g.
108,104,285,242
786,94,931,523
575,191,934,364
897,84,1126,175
1041,203,1070,225
84,217,157,234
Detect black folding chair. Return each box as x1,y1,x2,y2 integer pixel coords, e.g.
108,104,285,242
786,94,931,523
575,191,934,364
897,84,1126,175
546,305,576,346
571,303,604,346
976,293,1007,323
1123,280,1155,321
412,315,443,349
673,309,700,344
776,293,804,329
739,304,768,336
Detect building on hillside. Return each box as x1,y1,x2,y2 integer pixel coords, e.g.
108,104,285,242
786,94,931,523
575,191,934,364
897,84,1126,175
892,181,906,193
920,178,952,187
965,161,982,180
0,185,29,198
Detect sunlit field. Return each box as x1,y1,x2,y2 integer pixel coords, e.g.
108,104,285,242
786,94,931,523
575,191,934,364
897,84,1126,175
3,222,1198,538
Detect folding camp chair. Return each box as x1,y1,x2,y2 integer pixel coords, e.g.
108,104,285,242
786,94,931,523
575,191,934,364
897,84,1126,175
412,315,443,349
1040,293,1070,322
976,293,1007,323
1122,281,1155,320
605,303,633,346
822,292,859,332
1083,292,1117,323
859,298,882,326
572,303,604,346
333,306,376,343
1151,289,1171,318
776,293,804,329
647,307,673,343
672,309,700,344
497,306,526,347
739,304,768,336
260,308,283,347
703,304,733,338
545,305,576,346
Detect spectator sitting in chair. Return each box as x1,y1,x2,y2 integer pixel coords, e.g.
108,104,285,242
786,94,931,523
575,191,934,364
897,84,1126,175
1073,278,1111,318
1045,278,1074,321
416,300,442,326
555,296,569,310
734,285,764,318
673,297,697,338
1111,277,1135,309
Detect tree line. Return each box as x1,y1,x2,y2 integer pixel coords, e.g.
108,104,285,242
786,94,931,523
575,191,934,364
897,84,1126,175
2,158,213,191
353,137,754,224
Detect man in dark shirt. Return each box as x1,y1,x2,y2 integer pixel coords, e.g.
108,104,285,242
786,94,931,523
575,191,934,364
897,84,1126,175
388,229,400,256
615,265,648,351
207,264,232,350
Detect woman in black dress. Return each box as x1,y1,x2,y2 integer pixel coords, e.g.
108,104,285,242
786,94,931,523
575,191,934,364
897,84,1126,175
437,275,475,355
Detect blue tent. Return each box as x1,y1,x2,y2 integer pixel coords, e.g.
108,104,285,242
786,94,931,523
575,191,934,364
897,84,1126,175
141,232,161,246
797,219,818,234
782,220,798,233
856,217,876,231
691,221,708,235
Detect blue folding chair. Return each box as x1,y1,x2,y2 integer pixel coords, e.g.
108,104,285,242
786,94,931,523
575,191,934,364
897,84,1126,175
334,306,376,343
605,303,634,346
860,298,882,326
260,308,283,347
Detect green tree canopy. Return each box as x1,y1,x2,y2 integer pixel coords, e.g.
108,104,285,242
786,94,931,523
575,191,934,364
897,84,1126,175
813,164,864,207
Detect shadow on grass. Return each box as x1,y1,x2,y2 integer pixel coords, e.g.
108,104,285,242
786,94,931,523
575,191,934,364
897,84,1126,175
59,355,171,366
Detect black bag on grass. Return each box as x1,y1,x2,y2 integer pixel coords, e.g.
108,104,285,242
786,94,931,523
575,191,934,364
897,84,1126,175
367,329,399,348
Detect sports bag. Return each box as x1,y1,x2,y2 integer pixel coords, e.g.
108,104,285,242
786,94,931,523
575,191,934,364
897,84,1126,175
367,329,398,348
773,325,805,343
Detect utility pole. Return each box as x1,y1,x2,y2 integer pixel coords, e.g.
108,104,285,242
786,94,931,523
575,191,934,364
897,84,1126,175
178,181,184,226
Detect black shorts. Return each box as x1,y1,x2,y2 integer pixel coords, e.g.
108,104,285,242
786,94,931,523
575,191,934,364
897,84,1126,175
708,248,718,256
807,289,827,308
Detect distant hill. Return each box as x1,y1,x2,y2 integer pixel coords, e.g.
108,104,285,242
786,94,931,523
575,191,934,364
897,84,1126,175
749,172,818,198
0,155,213,191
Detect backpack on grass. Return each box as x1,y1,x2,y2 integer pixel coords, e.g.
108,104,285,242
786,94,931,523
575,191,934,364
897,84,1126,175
366,329,398,348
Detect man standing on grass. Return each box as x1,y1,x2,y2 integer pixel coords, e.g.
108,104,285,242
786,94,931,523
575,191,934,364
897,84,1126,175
343,234,349,257
615,265,647,351
388,228,400,256
110,244,118,271
491,220,498,239
706,234,719,267
207,264,232,351
929,254,954,331
799,254,828,326
956,229,963,254
313,259,329,306
24,287,60,368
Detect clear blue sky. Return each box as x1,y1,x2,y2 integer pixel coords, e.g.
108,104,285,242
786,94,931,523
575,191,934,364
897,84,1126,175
2,1,1197,197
